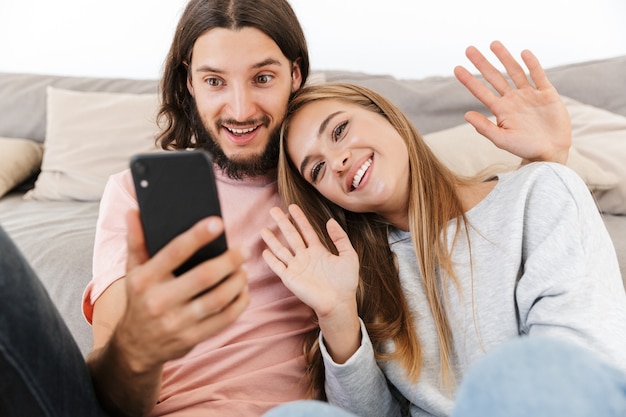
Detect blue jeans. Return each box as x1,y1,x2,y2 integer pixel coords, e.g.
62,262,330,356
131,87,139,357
0,227,108,416
263,337,626,417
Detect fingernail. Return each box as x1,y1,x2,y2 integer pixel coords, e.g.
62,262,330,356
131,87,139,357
207,218,222,234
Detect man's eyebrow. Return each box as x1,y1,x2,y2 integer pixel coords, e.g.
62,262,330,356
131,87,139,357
298,111,344,176
194,58,283,74
195,65,221,74
253,58,282,69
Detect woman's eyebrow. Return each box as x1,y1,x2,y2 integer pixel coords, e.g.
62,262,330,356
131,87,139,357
318,110,344,137
299,155,311,178
298,110,344,176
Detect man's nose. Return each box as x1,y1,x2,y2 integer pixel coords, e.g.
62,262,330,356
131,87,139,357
228,84,256,121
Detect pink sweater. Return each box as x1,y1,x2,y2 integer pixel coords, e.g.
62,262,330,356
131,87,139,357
83,167,315,416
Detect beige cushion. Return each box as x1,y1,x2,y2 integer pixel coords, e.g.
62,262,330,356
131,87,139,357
0,137,44,197
25,87,162,201
424,121,617,191
562,96,626,215
424,97,626,214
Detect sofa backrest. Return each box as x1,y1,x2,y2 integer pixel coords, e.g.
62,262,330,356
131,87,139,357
324,55,626,135
1,54,625,142
0,73,158,143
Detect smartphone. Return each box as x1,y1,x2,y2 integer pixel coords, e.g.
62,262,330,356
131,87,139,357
130,150,227,276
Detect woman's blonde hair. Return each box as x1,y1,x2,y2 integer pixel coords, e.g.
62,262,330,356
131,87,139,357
279,83,472,397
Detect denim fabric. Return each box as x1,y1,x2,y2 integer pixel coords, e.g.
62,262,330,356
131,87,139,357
263,337,626,417
452,337,626,417
263,400,359,417
0,227,108,416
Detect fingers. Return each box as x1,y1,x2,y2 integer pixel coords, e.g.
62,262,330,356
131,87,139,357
326,218,356,258
464,43,514,96
463,111,504,147
127,213,248,308
489,40,531,90
132,269,249,360
261,204,334,274
261,247,287,277
261,226,293,266
521,49,551,90
269,206,307,253
140,216,226,284
154,266,248,329
126,209,150,270
188,268,249,323
454,64,497,109
171,246,250,301
119,214,250,365
459,41,544,98
288,204,323,248
193,282,249,338
263,204,325,259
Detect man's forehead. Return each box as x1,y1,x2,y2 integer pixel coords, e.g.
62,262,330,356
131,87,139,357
190,27,289,71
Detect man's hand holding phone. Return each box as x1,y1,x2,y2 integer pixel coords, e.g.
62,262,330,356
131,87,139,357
118,209,250,372
120,150,251,368
89,210,249,417
87,151,249,416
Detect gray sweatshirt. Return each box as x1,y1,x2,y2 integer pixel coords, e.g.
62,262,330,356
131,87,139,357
321,162,626,417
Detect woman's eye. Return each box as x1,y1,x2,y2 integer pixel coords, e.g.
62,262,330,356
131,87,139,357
332,121,348,141
206,77,223,87
256,74,273,84
311,161,325,183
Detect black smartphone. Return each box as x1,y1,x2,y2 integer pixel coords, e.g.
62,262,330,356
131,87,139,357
130,150,227,276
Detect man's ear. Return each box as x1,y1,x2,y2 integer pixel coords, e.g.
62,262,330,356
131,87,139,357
291,60,303,92
184,61,195,97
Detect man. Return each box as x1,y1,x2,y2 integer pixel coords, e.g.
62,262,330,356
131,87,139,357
0,0,570,416
84,1,315,415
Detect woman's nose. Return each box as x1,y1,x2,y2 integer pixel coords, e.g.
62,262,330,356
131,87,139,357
330,151,350,174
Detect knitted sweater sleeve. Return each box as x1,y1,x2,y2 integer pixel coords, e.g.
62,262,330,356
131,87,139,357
322,319,406,417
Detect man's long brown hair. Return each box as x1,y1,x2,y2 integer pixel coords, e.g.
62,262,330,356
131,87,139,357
157,0,309,151
279,83,474,396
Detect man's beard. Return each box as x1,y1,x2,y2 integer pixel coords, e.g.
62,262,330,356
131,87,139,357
191,105,280,180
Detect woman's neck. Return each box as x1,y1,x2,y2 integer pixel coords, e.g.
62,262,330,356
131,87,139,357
384,178,497,232
456,179,498,213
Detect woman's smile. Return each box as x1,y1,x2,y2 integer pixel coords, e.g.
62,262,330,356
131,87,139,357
349,155,373,191
286,98,410,222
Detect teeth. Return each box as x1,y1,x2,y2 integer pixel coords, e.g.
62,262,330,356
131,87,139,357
352,158,372,189
227,126,257,135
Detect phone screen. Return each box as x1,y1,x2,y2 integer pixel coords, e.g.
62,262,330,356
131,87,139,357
130,150,227,276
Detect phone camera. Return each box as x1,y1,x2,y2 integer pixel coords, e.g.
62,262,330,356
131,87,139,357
133,161,148,176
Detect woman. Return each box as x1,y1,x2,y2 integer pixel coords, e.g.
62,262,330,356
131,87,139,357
260,42,626,416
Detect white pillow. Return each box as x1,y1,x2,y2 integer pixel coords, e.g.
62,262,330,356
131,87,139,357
424,120,617,190
424,97,625,214
0,137,44,198
562,96,626,215
25,87,162,201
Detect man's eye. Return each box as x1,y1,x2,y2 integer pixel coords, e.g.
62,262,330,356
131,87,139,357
206,78,223,87
311,161,325,183
256,74,273,84
332,121,348,141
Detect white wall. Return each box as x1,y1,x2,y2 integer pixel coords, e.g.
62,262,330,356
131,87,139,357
1,0,625,80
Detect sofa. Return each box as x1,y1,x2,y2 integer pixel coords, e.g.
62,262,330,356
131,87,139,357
1,55,625,358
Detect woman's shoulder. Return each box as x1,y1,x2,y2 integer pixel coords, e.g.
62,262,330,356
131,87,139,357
501,162,594,214
502,162,587,192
